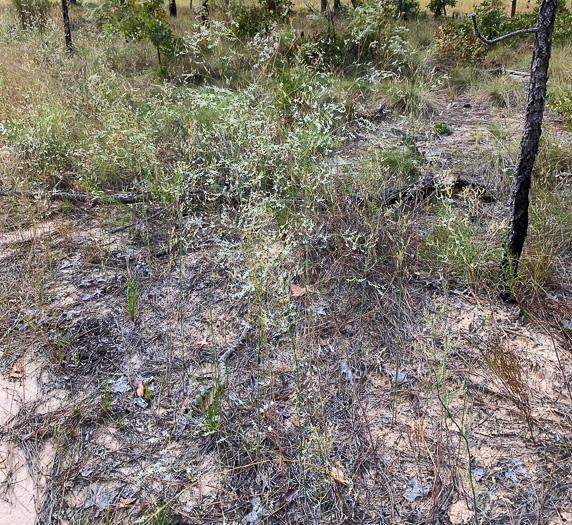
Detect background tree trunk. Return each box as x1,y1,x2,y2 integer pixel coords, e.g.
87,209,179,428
169,0,177,16
321,0,328,14
502,0,557,278
61,0,72,53
333,0,341,12
201,0,208,21
511,0,517,17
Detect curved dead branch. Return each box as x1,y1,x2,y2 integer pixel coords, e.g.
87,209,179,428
470,13,537,45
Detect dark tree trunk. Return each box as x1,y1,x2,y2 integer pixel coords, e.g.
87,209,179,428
60,0,72,53
511,0,517,17
321,0,328,14
397,0,403,17
169,0,177,16
201,0,208,21
333,0,341,12
189,0,192,8
502,0,557,278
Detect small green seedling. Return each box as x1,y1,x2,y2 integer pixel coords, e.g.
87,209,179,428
102,375,110,412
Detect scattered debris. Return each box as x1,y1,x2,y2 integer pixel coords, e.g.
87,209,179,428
9,363,24,380
340,360,354,385
404,479,431,502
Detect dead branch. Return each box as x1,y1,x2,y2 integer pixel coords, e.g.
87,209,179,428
488,68,530,77
0,187,145,205
351,175,495,207
470,13,537,45
218,324,251,386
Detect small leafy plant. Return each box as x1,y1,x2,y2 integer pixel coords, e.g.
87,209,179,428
433,123,452,135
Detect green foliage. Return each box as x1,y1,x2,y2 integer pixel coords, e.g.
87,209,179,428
435,0,536,60
229,0,292,38
101,0,183,65
298,33,346,71
436,0,572,61
419,184,494,287
554,0,572,43
10,0,52,29
0,105,75,184
351,3,415,72
549,89,572,131
376,75,436,116
433,122,452,135
399,0,421,20
427,0,456,18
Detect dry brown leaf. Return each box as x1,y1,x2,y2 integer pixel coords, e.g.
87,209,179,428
330,462,348,486
290,284,306,297
318,337,328,346
193,337,209,348
118,497,137,508
201,388,215,411
9,363,24,380
136,381,145,398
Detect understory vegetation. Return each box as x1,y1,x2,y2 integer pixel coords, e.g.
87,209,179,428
1,0,571,523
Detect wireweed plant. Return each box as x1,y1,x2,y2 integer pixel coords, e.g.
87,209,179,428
0,1,571,522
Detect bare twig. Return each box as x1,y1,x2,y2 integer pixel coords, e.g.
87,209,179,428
470,13,537,45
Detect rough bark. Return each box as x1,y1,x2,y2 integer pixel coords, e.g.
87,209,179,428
502,0,557,278
169,0,177,16
61,0,72,53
